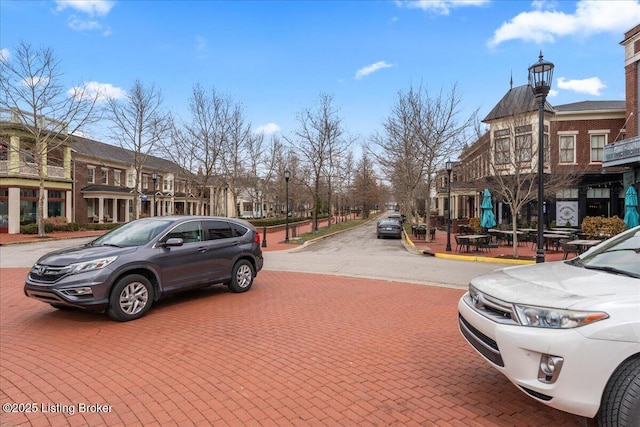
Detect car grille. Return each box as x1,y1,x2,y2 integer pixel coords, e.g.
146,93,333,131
29,264,71,284
459,314,504,367
466,285,518,325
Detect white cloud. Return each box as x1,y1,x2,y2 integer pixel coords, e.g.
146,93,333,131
355,61,394,80
68,81,126,102
397,0,489,15
0,48,9,62
55,0,114,17
556,76,606,96
54,0,113,34
489,0,640,47
255,123,281,135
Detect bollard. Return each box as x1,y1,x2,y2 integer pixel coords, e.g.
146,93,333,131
262,226,267,248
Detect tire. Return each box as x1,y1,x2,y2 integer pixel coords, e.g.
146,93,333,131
107,274,153,321
597,356,640,427
228,260,254,293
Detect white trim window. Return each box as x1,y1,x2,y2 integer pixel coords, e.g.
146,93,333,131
114,170,121,186
590,134,606,162
559,135,576,164
101,169,108,185
87,167,95,184
515,134,532,163
495,137,510,165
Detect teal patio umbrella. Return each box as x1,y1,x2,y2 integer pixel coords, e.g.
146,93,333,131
480,189,497,229
624,186,639,229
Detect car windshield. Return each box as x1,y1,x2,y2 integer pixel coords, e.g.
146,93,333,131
571,227,640,278
89,219,173,248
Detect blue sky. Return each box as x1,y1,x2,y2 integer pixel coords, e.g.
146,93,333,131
2,0,639,143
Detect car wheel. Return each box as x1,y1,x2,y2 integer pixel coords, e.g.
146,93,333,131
107,274,153,321
228,260,254,293
597,356,640,427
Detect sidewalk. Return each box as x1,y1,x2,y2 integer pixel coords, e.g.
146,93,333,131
0,222,567,263
406,228,566,264
0,221,321,253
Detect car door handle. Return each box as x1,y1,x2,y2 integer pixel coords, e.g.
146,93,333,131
197,247,208,252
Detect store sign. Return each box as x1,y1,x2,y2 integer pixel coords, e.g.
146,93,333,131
556,201,578,227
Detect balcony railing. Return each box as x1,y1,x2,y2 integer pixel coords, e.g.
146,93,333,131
0,108,68,135
0,161,67,179
603,136,640,167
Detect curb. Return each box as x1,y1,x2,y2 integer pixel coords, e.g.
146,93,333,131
404,233,535,265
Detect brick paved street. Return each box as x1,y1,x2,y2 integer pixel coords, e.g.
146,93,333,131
1,266,586,426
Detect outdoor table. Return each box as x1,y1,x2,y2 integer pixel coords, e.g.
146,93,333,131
493,230,525,245
543,234,568,251
456,234,489,252
565,239,602,254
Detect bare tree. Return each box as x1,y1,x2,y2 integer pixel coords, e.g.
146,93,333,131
372,83,476,241
353,150,379,219
179,84,234,215
0,41,100,236
220,101,252,217
286,93,350,232
106,80,170,219
484,112,582,258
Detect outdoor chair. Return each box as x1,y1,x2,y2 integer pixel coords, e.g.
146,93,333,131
454,235,464,253
561,240,579,260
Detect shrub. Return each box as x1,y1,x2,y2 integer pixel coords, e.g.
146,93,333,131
469,217,482,233
45,216,70,232
21,222,54,234
581,216,626,239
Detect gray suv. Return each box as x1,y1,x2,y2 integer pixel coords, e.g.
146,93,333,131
24,216,264,321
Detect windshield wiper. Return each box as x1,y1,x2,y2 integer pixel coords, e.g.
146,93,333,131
100,243,122,248
602,248,640,254
583,265,640,278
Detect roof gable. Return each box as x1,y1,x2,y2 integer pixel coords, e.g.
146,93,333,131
483,85,553,122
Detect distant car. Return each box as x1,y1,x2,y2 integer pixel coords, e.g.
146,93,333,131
458,226,640,426
386,213,405,224
24,216,264,321
377,218,403,239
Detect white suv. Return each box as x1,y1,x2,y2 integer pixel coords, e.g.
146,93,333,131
458,226,640,426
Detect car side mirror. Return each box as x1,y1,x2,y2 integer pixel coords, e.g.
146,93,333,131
162,237,184,247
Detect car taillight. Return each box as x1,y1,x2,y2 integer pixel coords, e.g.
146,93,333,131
254,233,260,244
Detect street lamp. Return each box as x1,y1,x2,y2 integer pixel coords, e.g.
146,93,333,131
445,161,453,251
284,169,290,243
224,182,229,217
528,51,554,264
151,171,158,216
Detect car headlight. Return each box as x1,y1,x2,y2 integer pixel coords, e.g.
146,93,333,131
514,304,609,328
68,256,118,274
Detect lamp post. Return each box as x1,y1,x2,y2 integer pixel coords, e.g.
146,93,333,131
528,51,554,264
224,182,229,217
284,169,290,243
446,160,453,252
151,171,158,216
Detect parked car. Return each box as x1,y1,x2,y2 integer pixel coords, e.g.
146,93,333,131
377,218,403,239
386,213,405,224
24,216,264,321
458,225,640,426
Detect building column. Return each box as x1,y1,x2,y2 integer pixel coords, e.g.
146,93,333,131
43,189,48,219
125,199,131,223
66,190,72,223
8,187,20,234
98,197,104,223
112,197,118,222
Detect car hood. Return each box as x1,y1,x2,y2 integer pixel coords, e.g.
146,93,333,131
36,244,138,266
471,261,640,309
